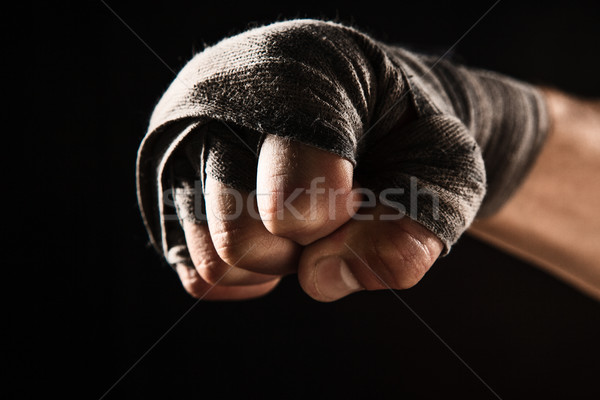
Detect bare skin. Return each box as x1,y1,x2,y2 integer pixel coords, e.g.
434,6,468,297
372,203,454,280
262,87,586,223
174,133,444,302
174,88,600,302
470,88,600,300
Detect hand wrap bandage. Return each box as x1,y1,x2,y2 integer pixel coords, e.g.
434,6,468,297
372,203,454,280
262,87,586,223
136,19,549,265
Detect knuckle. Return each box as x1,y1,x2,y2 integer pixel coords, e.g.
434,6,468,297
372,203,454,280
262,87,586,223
210,225,255,268
212,223,275,270
186,285,205,299
181,276,206,299
195,262,225,285
259,194,337,245
189,245,231,284
369,229,432,290
263,216,314,242
208,221,299,275
257,147,354,245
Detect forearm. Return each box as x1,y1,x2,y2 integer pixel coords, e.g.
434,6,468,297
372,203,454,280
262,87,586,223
469,88,600,300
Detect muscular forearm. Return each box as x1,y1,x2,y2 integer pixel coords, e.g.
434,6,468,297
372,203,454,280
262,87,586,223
469,88,600,300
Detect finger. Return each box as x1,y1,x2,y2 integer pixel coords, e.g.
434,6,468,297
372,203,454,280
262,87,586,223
204,176,302,276
298,204,443,302
174,263,280,300
181,217,281,286
256,135,361,245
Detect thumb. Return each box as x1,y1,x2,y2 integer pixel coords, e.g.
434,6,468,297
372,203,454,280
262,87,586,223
298,204,443,302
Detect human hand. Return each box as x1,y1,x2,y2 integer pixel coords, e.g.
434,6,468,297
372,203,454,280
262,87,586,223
174,132,443,302
137,20,547,302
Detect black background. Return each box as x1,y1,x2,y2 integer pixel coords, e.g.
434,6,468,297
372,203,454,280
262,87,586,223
10,1,600,399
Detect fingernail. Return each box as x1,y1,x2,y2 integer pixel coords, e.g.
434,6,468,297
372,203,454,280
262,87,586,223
315,256,362,301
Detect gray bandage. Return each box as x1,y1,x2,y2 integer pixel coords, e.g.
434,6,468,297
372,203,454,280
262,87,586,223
136,19,548,263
